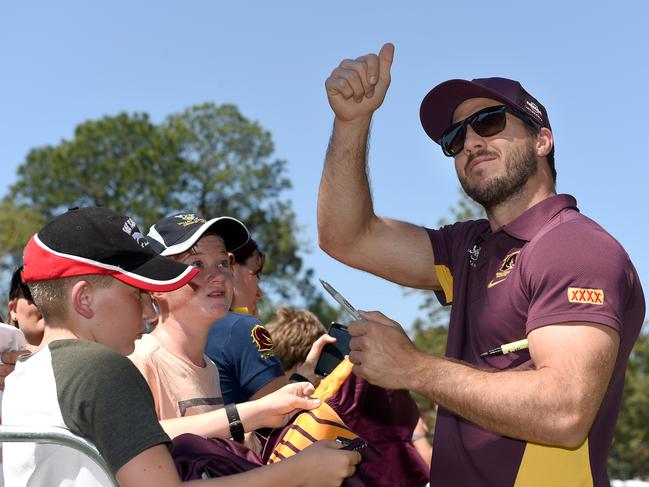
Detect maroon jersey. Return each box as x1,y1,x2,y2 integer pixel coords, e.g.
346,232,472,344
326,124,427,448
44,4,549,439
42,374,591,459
426,194,645,486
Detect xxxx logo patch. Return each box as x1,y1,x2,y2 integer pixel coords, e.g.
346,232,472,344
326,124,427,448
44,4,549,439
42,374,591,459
251,324,276,358
567,287,605,305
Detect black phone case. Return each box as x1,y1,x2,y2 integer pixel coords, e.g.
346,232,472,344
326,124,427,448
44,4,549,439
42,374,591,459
315,323,351,376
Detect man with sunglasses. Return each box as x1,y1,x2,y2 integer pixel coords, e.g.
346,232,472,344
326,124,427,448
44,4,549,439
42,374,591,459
317,43,645,486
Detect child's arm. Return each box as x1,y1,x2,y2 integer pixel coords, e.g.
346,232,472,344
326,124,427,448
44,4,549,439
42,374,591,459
116,440,361,487
159,382,320,439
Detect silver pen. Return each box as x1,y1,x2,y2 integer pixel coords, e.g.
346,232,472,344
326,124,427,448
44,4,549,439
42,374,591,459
319,279,362,321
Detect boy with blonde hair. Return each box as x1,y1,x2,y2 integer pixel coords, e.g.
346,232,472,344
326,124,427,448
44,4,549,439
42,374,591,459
266,307,327,374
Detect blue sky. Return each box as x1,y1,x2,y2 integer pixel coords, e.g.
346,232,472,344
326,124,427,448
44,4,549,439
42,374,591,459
1,1,647,329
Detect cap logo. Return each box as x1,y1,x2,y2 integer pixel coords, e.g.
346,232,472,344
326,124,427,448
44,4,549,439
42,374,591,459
567,287,604,305
174,213,207,227
525,100,543,119
250,324,276,359
122,218,149,248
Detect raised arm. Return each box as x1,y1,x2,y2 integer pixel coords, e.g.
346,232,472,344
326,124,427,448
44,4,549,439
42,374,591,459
318,43,439,290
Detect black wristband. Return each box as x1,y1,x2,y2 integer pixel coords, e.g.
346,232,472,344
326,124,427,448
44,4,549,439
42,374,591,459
225,403,245,443
289,372,312,384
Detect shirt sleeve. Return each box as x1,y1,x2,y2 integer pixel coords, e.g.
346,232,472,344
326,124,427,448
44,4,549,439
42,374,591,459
427,219,489,306
522,220,635,334
51,342,171,474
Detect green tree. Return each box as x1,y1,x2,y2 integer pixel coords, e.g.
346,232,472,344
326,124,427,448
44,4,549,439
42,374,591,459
4,103,336,319
608,326,649,480
163,103,301,299
0,198,44,269
11,112,186,225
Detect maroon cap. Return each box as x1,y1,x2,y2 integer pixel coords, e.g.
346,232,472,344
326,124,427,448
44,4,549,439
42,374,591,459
420,77,551,143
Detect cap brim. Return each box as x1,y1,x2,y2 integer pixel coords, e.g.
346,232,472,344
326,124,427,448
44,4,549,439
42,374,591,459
420,79,519,143
112,254,199,292
22,235,199,292
158,216,249,256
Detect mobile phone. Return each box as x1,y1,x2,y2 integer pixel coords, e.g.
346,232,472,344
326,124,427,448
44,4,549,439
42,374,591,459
314,322,351,377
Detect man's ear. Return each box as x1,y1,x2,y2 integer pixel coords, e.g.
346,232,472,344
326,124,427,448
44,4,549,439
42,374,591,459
71,280,94,319
537,127,553,157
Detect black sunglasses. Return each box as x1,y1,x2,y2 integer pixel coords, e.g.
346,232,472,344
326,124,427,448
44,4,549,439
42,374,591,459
439,105,539,157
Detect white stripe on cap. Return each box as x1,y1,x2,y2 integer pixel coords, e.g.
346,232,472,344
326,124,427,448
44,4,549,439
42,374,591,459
152,216,249,257
32,234,194,286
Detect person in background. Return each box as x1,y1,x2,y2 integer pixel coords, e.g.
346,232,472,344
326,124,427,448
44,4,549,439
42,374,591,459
267,305,434,469
133,212,325,442
229,238,265,317
206,237,333,403
265,307,327,375
7,266,43,351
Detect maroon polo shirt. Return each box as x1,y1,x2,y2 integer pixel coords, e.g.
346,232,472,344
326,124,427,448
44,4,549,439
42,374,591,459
426,194,645,487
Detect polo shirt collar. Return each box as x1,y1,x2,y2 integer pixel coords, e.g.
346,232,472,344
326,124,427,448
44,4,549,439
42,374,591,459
499,194,578,241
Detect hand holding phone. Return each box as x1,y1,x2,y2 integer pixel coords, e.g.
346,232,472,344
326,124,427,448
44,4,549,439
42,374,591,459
315,322,351,377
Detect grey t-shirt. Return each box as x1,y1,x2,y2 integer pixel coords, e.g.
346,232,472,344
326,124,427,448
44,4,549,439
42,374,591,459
3,339,171,486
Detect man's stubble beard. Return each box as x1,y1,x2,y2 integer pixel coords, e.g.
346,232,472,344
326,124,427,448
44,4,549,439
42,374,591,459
459,139,538,211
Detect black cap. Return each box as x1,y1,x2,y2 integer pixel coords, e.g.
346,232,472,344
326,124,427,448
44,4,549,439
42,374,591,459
146,212,249,256
22,207,199,292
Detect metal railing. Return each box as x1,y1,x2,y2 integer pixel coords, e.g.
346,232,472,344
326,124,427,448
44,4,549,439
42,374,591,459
0,425,118,486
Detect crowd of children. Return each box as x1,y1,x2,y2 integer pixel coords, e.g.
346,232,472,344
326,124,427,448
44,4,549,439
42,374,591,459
0,207,431,487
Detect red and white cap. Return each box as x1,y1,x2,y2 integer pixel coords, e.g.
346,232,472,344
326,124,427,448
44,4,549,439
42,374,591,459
22,207,199,292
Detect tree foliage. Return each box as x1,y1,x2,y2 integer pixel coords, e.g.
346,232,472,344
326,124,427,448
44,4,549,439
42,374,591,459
608,327,649,480
163,103,302,298
11,112,186,224
3,102,335,321
0,199,44,270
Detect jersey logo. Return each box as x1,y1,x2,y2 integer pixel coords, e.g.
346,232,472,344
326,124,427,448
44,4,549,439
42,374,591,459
487,250,520,288
251,324,276,358
467,244,481,268
567,287,605,305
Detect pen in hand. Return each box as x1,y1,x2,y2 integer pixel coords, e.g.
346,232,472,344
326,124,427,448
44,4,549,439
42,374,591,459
319,279,362,322
480,339,529,357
